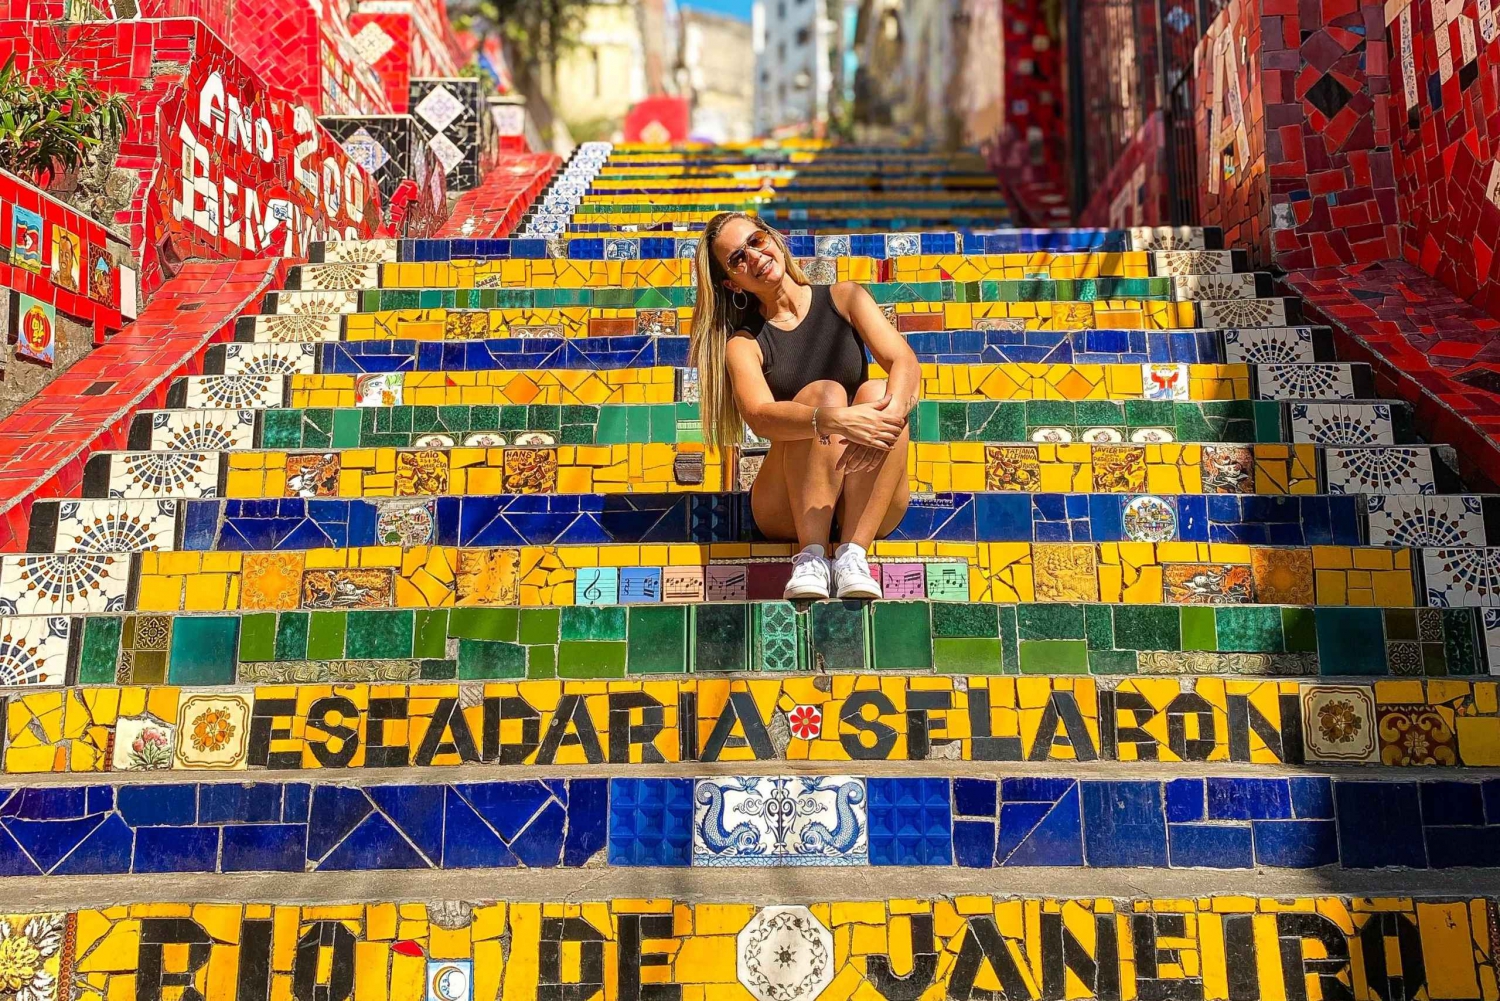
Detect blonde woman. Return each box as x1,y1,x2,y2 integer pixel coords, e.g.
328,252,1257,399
689,212,921,600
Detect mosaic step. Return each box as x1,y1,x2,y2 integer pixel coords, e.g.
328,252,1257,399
0,541,1427,614
202,340,1363,386
7,675,1498,773
261,285,1295,322
164,364,1260,411
281,254,1261,292
2,772,1498,875
249,300,1291,338
132,400,1308,449
35,896,1500,1001
20,601,1492,689
310,226,1227,262
40,490,1500,552
565,191,1013,207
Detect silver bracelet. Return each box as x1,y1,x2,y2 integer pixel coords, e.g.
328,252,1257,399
811,407,830,444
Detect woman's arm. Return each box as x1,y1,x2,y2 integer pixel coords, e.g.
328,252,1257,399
726,334,906,447
831,281,922,419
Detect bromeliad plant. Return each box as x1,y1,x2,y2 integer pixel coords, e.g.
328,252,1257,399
0,54,130,183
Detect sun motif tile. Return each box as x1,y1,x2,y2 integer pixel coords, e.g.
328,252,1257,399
1289,404,1394,445
148,409,256,451
1324,447,1436,494
107,451,220,499
243,312,343,343
1172,273,1260,300
1198,298,1287,328
183,375,285,410
270,289,361,315
319,239,397,263
1222,327,1317,364
1130,226,1207,250
1423,548,1500,606
0,554,129,614
1255,364,1355,400
1367,495,1485,547
52,499,178,553
1151,250,1237,274
0,615,70,687
221,343,317,376
1302,686,1377,762
693,776,868,867
295,262,379,290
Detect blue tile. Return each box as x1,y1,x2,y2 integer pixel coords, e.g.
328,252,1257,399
1167,823,1254,868
1334,782,1426,868
1252,820,1338,867
443,790,521,869
366,785,445,863
4,815,106,872
1426,826,1500,868
454,781,556,842
1206,778,1292,820
999,782,1083,866
1165,779,1204,823
510,800,568,867
200,784,283,824
952,778,997,817
563,778,609,867
1420,781,1485,826
316,813,433,871
1289,777,1334,819
307,786,373,861
46,814,128,875
953,820,996,868
607,778,693,866
1081,782,1167,867
221,824,307,872
283,784,310,823
133,826,221,873
868,778,952,866
0,787,86,820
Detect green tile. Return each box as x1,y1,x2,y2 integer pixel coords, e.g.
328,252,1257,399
1018,639,1089,674
1215,606,1284,653
275,612,309,660
1084,606,1114,651
872,602,932,671
627,606,688,674
1314,608,1385,674
693,603,748,671
998,605,1019,673
457,639,526,679
557,641,627,678
1281,607,1317,653
77,617,121,684
561,606,626,642
649,405,676,444
810,601,867,671
168,617,239,685
1088,649,1138,674
1017,604,1085,641
1180,607,1217,651
331,409,362,448
260,409,302,449
238,613,277,663
413,610,449,659
526,645,557,678
305,611,347,661
931,602,997,637
596,406,628,443
1443,609,1481,676
420,659,457,680
1112,606,1180,651
933,637,1003,673
346,610,414,660
752,602,802,672
520,607,560,645
449,608,519,642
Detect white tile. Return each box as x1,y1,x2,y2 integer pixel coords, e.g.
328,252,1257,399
52,499,179,553
147,410,257,451
272,290,360,315
1301,685,1378,762
295,263,379,290
1366,494,1485,547
1172,273,1260,301
0,615,71,687
1150,250,1237,275
182,375,285,410
1289,403,1394,445
1422,547,1500,606
1222,327,1316,364
0,554,130,614
693,776,867,867
1198,298,1288,328
107,451,221,499
221,343,316,377
1255,363,1356,400
1324,446,1435,494
245,314,343,343
1128,226,1206,251
319,239,398,264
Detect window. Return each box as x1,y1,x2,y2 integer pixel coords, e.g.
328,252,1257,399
795,26,810,45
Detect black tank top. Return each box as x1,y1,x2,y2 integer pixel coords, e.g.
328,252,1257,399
752,284,869,402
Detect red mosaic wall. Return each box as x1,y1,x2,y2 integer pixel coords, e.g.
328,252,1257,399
437,152,561,239
349,11,414,112
986,0,1071,224
1193,0,1271,264
0,19,383,293
1078,110,1170,227
1389,0,1500,317
0,170,129,344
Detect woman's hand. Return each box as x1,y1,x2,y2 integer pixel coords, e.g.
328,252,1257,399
837,442,890,472
826,395,906,449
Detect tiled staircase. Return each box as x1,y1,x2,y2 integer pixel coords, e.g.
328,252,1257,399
11,142,1500,998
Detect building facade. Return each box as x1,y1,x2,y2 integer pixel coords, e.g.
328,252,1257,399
752,0,835,135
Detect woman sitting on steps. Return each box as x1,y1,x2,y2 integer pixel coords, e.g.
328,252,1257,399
689,211,922,601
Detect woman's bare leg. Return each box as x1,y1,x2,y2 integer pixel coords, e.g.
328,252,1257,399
749,379,849,547
837,379,911,548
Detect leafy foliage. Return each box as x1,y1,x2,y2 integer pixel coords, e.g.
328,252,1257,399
452,0,594,78
0,55,131,182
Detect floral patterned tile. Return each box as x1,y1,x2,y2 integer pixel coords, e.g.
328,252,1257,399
0,554,130,614
1222,327,1319,364
49,499,180,554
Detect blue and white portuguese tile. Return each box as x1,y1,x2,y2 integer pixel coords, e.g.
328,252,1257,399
106,452,220,499
1366,495,1485,547
0,554,130,614
148,409,257,451
1197,297,1287,328
1289,403,1394,445
52,499,179,554
182,374,285,410
1254,363,1355,400
1422,547,1500,607
1324,446,1436,494
221,342,318,377
692,776,868,867
0,614,71,686
1129,226,1207,251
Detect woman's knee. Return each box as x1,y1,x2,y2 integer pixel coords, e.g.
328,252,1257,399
793,379,849,407
852,379,888,404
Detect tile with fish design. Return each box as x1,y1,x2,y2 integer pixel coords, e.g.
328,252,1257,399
693,776,868,866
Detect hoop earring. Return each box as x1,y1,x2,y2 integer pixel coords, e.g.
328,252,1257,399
731,289,749,311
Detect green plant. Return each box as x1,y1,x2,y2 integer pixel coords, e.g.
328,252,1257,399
0,55,131,182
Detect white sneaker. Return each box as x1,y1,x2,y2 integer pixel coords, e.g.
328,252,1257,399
833,544,882,599
784,545,832,600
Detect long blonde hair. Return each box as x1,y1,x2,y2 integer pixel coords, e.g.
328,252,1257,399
689,212,809,451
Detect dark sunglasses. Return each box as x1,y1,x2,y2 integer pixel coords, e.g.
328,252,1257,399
725,230,775,273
